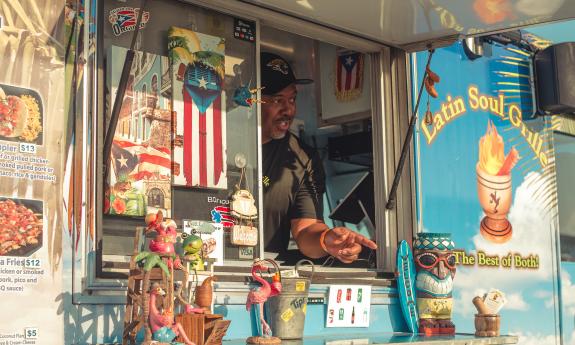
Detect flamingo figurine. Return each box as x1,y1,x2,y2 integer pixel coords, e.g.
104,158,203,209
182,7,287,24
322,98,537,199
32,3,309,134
145,211,182,269
148,283,195,345
145,211,177,255
246,259,282,342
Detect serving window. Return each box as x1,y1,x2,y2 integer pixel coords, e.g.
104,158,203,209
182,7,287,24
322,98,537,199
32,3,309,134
80,0,412,284
258,26,377,269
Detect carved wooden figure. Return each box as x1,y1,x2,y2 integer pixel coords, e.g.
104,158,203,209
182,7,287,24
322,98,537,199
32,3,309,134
413,233,456,335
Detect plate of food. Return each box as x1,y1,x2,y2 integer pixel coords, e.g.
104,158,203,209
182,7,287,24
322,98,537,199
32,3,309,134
0,197,43,257
0,84,43,144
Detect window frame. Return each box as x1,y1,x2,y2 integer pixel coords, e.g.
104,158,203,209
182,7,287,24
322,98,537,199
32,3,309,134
73,0,414,297
554,129,575,262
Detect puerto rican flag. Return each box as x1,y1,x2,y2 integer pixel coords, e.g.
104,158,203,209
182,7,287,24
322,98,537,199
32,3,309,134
112,8,149,30
111,139,172,181
172,91,227,188
211,206,235,228
336,51,364,100
173,71,227,189
108,7,150,36
169,28,227,189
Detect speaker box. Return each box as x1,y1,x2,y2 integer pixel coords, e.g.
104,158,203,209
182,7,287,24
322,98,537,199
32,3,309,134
534,42,575,114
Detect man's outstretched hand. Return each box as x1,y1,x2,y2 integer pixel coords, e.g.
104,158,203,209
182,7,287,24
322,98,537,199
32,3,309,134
323,227,378,263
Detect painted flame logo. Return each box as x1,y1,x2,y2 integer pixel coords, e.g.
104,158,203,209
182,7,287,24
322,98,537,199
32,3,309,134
478,121,519,176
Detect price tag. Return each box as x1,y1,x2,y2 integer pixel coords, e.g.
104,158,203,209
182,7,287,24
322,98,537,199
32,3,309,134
24,327,38,339
19,143,37,154
25,258,41,269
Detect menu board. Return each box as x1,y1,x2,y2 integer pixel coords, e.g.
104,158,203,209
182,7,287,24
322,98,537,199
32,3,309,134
326,285,372,327
0,1,65,344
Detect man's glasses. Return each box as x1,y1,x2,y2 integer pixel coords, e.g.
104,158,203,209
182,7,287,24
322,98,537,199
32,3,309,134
415,252,457,270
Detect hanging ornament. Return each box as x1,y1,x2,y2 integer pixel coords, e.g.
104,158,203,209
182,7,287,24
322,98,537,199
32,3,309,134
233,86,265,107
424,65,440,99
424,96,433,126
232,64,264,107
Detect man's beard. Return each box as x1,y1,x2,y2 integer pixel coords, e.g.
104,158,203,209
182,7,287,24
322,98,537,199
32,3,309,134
271,130,287,140
270,116,292,139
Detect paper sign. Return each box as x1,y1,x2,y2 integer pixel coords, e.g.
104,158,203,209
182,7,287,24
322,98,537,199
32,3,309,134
326,285,371,327
296,281,306,292
230,224,257,246
183,220,224,265
484,288,507,314
281,309,295,322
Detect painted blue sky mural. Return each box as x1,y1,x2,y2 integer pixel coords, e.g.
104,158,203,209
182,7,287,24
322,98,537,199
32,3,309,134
414,39,560,344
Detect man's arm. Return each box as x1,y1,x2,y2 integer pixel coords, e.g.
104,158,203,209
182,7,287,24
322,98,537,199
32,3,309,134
291,218,378,263
289,140,377,262
291,218,329,259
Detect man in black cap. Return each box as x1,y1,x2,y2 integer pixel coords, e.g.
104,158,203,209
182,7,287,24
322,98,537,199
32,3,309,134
260,52,377,263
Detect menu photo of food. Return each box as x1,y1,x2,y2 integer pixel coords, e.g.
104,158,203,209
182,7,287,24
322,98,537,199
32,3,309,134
0,83,43,144
0,197,43,257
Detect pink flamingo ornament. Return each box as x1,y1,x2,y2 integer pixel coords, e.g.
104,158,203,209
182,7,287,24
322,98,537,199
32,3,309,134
246,259,282,341
148,283,195,345
145,211,183,269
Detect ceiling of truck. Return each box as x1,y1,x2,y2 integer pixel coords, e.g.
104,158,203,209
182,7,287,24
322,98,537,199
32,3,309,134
241,0,575,49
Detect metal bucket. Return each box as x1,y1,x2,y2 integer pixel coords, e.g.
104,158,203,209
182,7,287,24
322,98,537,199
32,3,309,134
268,260,315,339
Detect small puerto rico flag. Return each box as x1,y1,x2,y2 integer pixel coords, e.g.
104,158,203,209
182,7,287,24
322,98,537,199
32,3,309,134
335,50,364,102
211,206,235,228
108,7,150,36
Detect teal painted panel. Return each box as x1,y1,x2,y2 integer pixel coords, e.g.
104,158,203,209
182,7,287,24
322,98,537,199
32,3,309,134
216,302,406,340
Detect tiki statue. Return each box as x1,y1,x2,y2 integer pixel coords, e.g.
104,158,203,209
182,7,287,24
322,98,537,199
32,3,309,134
413,233,456,335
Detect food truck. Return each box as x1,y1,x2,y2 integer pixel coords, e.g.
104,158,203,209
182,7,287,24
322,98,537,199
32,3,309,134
1,0,575,344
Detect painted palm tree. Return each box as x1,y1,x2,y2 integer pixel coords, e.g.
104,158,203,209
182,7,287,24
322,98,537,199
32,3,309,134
167,26,225,80
133,250,170,341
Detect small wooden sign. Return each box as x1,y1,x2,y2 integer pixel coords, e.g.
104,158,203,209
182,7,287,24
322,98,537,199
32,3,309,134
230,225,257,246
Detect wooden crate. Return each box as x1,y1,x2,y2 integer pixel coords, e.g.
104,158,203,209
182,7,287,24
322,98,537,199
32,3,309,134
175,313,230,345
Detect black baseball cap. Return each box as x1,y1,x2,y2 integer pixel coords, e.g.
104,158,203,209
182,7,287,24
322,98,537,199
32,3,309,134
260,52,313,95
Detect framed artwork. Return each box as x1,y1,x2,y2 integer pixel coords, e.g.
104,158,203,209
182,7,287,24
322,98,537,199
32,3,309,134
169,27,227,189
106,46,172,217
316,42,372,127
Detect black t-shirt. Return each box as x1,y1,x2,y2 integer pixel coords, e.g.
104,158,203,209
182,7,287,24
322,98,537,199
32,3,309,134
262,132,326,255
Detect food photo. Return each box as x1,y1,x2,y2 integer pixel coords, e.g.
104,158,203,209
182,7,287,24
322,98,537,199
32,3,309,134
0,197,43,256
0,84,43,144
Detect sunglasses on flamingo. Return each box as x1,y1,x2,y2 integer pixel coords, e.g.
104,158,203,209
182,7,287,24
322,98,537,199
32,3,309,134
415,252,457,269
